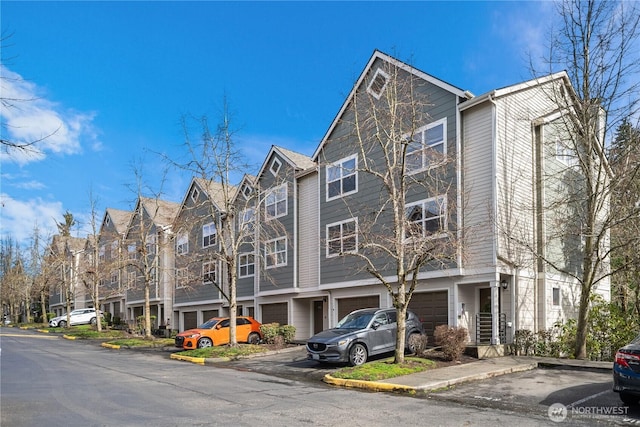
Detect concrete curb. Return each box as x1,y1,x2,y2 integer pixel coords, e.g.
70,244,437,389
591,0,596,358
169,345,305,366
170,353,205,365
62,334,77,340
36,329,50,333
411,362,538,391
323,375,417,393
101,342,121,349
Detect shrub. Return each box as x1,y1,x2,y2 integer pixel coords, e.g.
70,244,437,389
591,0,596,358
434,325,468,361
259,323,296,344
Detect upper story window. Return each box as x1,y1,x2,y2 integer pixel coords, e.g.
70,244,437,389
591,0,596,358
406,118,447,174
552,287,561,306
176,232,189,255
241,183,253,200
265,184,287,219
145,233,156,255
110,241,118,257
202,222,217,248
99,245,105,262
556,138,577,166
190,187,200,204
110,272,118,286
128,244,137,260
128,271,136,286
203,261,216,284
269,157,282,176
105,215,111,226
239,207,256,240
367,68,389,100
265,236,287,269
326,154,357,201
176,268,187,289
405,195,447,239
326,218,358,258
239,253,255,278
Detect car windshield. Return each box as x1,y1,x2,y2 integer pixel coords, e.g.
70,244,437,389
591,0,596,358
199,318,221,329
336,312,374,329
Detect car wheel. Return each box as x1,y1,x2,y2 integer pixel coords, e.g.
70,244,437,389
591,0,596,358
349,343,368,366
247,332,260,345
90,317,97,325
59,320,67,328
197,338,213,348
620,392,638,405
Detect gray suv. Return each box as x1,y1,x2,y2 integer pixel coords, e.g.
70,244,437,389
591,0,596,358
306,308,425,366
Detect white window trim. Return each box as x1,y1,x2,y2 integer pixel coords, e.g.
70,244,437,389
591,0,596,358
404,195,448,240
176,232,189,255
326,154,358,202
241,183,253,200
264,236,287,269
202,222,217,248
405,118,447,175
325,218,358,258
552,286,561,307
190,187,200,203
265,184,288,220
269,157,282,176
128,244,137,260
238,252,255,278
367,68,389,100
176,268,187,289
556,137,577,166
128,271,136,286
203,261,216,284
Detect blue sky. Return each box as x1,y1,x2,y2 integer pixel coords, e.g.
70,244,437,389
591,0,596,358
1,1,556,248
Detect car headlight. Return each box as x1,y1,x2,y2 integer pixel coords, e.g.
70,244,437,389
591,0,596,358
337,338,350,347
186,333,200,339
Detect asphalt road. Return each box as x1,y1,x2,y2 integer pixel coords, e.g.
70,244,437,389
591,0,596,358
0,328,628,426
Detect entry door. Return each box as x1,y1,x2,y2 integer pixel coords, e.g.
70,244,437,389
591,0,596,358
313,300,324,334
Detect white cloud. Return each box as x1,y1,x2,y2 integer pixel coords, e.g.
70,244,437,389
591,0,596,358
0,65,100,165
15,180,46,190
0,193,64,247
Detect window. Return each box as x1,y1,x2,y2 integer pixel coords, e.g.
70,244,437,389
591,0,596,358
326,155,357,200
105,215,111,226
367,68,389,99
128,244,137,260
265,237,287,268
241,183,253,199
111,273,118,286
405,196,447,238
128,271,136,286
406,118,447,173
265,184,287,219
190,187,200,203
203,261,216,284
326,218,358,257
176,232,189,255
146,234,156,255
552,287,560,306
239,208,256,240
239,253,255,278
99,245,105,262
176,268,187,289
110,241,118,258
202,222,216,248
269,157,282,176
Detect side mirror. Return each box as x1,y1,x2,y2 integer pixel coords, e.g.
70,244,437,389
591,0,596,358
371,321,380,330
215,324,221,330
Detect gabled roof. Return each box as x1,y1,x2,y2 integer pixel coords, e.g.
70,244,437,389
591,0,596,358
256,145,315,179
103,208,133,235
312,49,470,160
458,71,571,111
193,177,235,212
232,174,257,202
137,197,180,228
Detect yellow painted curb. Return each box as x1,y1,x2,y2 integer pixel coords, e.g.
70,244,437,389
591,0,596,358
323,374,415,393
62,335,77,340
36,329,50,333
170,353,205,365
101,343,121,349
19,326,29,330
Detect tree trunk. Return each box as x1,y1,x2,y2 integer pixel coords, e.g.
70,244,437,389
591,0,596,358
574,285,590,359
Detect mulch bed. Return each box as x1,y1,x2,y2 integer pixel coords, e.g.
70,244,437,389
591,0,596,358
419,350,477,368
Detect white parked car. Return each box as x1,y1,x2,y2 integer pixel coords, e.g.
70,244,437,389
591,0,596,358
49,308,101,328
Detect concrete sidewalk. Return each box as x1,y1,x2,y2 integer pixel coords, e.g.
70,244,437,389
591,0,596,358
323,356,612,393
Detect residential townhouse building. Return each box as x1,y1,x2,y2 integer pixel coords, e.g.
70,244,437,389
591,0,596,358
49,50,609,347
48,235,89,316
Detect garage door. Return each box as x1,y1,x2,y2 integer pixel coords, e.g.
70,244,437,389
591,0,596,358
202,309,218,321
337,296,380,320
409,291,449,343
183,311,197,330
261,302,288,325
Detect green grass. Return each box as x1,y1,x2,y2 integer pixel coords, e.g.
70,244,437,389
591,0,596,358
178,344,269,358
331,357,436,381
107,337,175,347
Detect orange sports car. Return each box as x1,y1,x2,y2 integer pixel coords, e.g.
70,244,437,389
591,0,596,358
175,316,262,349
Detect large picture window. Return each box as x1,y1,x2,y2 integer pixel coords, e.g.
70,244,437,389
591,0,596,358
326,154,357,201
202,222,216,248
265,185,287,219
326,218,358,257
265,237,287,268
406,118,447,173
405,196,447,238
